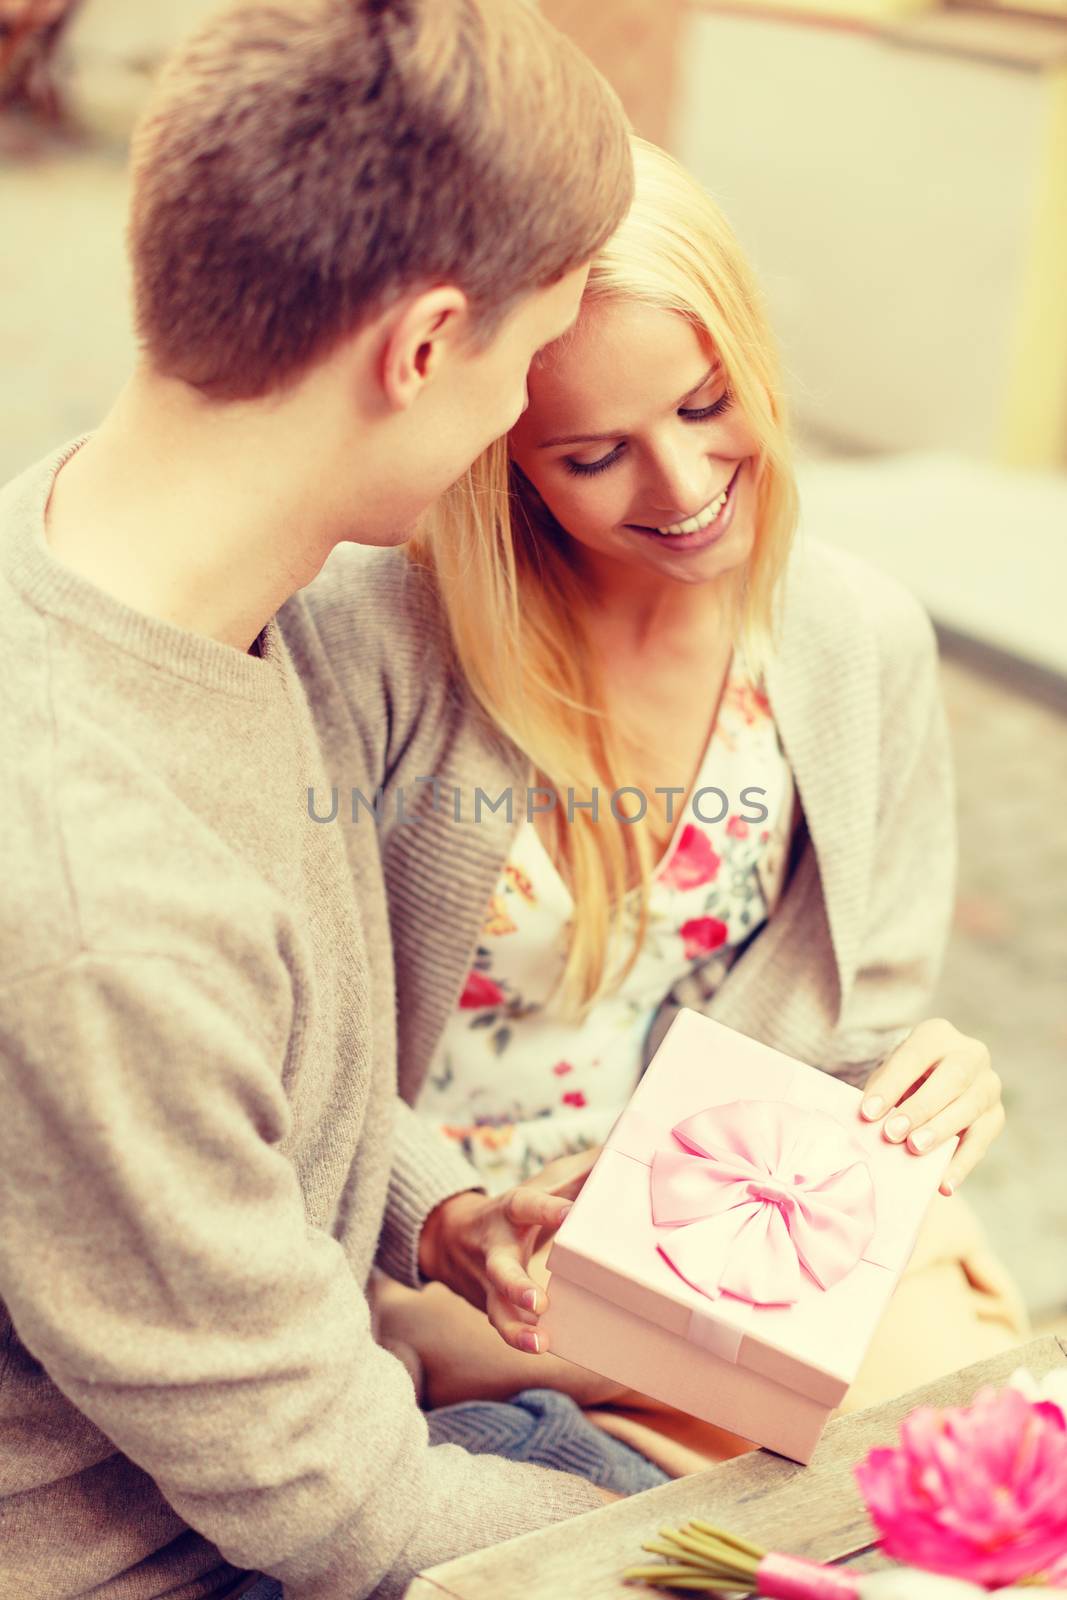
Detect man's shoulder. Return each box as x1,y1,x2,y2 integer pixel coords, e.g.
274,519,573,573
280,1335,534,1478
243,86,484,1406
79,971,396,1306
0,717,292,996
0,624,294,996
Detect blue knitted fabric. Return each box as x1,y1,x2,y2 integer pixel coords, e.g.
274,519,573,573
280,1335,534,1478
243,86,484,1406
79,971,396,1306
426,1387,669,1494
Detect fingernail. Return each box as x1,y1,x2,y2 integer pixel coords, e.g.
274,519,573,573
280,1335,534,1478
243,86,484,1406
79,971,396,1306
519,1329,540,1355
557,1202,574,1222
940,1180,954,1197
521,1289,539,1312
885,1114,910,1142
861,1096,884,1120
909,1128,933,1153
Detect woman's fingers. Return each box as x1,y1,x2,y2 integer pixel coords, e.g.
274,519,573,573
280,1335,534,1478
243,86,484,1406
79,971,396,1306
899,1081,987,1153
861,1024,995,1141
521,1146,600,1200
940,1102,1006,1194
503,1184,573,1233
485,1242,543,1317
485,1277,551,1354
874,1053,988,1145
487,1294,546,1354
857,1021,1003,1187
545,1161,598,1203
470,1178,582,1353
860,1019,960,1122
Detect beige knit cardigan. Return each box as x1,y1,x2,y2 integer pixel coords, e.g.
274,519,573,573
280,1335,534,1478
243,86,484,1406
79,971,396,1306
303,531,957,1106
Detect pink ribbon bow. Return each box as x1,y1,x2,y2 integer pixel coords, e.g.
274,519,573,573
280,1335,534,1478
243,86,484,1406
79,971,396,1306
650,1100,876,1306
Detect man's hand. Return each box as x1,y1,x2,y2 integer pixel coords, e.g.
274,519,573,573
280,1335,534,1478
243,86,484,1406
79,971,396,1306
859,1018,1005,1195
417,1147,599,1354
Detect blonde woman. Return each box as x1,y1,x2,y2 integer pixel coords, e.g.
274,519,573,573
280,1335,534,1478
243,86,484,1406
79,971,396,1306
302,140,1026,1473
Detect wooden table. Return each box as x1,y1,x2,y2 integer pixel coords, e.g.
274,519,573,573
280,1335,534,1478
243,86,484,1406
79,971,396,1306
406,1335,1066,1599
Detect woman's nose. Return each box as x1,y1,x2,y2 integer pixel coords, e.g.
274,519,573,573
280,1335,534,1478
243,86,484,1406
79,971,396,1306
648,439,712,519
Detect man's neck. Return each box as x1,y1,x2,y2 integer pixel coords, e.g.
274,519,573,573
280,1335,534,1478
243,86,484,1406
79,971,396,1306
44,369,338,653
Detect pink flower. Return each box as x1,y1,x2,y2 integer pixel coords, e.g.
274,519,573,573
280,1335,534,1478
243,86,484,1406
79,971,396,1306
660,825,721,891
856,1386,1067,1588
552,1062,574,1077
726,814,749,839
459,971,506,1009
679,916,729,960
562,1090,587,1108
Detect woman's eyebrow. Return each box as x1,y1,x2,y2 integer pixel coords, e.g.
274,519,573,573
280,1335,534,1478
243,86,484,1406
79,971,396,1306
536,363,719,449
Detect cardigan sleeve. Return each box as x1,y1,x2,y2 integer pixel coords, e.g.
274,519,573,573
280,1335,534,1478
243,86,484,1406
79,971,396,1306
376,1098,486,1288
819,603,957,1086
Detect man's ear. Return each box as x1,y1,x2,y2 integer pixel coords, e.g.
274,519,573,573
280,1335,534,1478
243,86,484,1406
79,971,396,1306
380,285,470,412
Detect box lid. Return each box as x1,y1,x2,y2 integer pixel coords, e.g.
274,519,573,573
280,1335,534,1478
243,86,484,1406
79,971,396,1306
548,1010,954,1402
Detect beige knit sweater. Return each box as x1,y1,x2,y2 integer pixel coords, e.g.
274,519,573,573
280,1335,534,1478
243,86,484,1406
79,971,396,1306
0,446,605,1600
296,533,957,1104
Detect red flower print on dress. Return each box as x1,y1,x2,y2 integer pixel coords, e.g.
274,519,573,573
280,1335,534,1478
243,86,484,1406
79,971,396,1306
459,971,506,1009
552,1062,574,1076
726,814,749,840
680,916,729,960
722,680,772,727
562,1090,587,1108
660,824,721,891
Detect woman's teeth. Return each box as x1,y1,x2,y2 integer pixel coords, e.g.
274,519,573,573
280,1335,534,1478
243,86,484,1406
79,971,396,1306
654,484,729,536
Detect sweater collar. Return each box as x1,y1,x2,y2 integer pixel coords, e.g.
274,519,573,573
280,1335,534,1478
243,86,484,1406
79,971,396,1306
2,441,284,703
764,537,878,1001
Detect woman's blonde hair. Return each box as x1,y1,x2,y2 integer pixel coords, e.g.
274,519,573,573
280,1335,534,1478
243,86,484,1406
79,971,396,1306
412,137,798,1015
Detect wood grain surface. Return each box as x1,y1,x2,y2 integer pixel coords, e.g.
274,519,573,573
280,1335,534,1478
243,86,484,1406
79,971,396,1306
406,1335,1066,1600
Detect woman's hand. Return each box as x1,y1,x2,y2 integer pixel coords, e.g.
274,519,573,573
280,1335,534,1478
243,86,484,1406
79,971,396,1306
859,1018,1004,1194
417,1147,600,1354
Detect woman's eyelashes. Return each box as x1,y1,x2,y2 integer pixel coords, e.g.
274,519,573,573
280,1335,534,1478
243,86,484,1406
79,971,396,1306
564,446,622,478
563,389,733,478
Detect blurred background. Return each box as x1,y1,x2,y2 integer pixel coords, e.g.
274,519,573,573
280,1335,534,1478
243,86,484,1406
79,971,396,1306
1,0,1064,1328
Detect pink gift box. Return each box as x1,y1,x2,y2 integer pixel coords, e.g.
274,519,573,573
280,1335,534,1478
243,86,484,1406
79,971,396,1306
542,1009,955,1463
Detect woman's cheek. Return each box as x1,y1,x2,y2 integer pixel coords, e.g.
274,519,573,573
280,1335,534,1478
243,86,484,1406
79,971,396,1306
557,478,625,539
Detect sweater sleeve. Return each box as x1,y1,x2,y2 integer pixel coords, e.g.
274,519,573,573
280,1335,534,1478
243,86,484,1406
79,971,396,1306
0,949,603,1600
376,1097,485,1289
820,604,957,1085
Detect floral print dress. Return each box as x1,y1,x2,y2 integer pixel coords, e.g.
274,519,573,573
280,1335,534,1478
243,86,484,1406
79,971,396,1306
416,649,795,1193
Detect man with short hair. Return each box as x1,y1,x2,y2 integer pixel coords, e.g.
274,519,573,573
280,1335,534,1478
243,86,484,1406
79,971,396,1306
0,2,633,1595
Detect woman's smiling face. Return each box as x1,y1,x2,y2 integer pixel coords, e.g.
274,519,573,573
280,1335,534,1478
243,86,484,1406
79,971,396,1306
509,299,760,587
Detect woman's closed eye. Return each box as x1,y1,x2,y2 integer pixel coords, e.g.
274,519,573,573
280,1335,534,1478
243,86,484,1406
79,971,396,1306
563,389,733,478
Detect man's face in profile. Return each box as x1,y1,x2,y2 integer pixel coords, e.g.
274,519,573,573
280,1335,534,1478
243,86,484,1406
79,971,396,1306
362,265,591,546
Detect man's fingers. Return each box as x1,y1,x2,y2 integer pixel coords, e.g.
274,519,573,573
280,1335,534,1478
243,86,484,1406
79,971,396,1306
860,1019,958,1120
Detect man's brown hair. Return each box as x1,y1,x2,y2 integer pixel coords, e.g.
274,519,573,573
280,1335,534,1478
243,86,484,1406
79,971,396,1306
127,0,633,400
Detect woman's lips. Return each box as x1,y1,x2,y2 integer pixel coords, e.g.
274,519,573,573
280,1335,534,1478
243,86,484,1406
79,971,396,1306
626,462,742,552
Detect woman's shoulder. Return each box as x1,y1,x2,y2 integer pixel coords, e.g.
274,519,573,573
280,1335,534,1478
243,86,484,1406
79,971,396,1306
292,542,458,704
303,543,448,653
779,536,939,680
279,542,461,772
